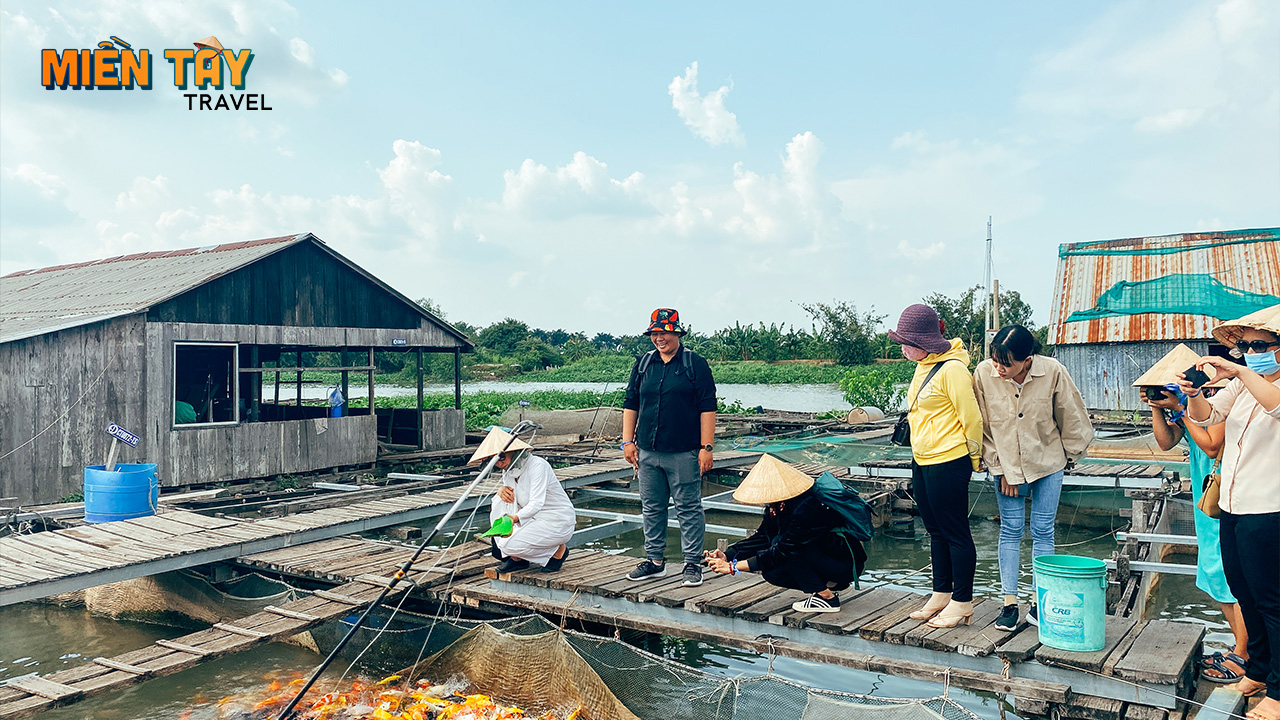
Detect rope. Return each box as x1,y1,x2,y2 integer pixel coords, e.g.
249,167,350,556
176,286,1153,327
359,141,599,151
0,362,111,462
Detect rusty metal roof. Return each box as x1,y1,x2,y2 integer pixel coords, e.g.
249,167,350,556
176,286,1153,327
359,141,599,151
0,234,472,347
1048,227,1280,345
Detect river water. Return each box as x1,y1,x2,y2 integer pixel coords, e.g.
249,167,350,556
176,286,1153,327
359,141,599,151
300,381,852,414
1,431,1222,720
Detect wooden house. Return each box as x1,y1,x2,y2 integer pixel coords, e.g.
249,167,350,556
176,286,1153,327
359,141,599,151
0,233,473,505
1047,227,1279,411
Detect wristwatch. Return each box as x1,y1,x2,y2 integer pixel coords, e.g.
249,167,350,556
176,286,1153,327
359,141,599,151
702,444,714,452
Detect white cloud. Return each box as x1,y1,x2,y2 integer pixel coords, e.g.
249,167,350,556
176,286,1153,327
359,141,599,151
10,164,67,201
289,37,315,66
507,271,528,288
1,11,47,46
500,151,648,218
668,62,744,146
1134,107,1206,133
897,240,946,260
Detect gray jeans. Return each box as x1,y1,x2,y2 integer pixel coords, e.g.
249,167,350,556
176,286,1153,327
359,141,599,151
638,449,705,565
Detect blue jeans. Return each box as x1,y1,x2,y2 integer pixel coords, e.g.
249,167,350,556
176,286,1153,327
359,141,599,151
637,449,705,565
995,469,1064,598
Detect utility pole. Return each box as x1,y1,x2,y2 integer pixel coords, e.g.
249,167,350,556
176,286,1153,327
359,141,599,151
983,217,994,357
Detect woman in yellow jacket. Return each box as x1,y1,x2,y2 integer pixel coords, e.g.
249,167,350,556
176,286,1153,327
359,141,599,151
888,304,985,628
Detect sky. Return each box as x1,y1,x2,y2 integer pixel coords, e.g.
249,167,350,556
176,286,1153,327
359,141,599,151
1,1,1277,336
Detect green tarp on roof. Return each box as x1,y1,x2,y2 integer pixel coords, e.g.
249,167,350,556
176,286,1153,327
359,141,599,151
1066,273,1280,322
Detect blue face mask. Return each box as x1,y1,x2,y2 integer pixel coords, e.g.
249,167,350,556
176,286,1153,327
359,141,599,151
1244,349,1280,376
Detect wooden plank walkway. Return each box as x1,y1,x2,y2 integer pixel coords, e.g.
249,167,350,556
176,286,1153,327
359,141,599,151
0,540,495,719
0,451,757,607
850,459,1168,487
456,548,1203,719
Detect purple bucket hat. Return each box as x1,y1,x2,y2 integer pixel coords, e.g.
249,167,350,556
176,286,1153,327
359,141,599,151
888,304,951,355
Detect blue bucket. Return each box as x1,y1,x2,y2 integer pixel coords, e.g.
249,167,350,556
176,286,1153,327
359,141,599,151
83,463,158,523
1034,554,1108,652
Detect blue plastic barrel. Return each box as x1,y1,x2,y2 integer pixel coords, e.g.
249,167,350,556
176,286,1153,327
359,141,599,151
1034,554,1108,652
83,463,158,523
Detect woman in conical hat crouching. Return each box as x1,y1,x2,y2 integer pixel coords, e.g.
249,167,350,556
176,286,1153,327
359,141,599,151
470,427,576,574
704,455,866,613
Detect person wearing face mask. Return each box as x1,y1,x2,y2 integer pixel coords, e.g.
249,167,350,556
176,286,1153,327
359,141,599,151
888,303,985,629
472,427,576,574
1140,346,1248,685
1180,304,1280,720
972,324,1093,633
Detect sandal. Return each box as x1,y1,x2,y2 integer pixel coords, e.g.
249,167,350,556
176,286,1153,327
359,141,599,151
1201,650,1225,669
1246,699,1280,720
1202,653,1248,684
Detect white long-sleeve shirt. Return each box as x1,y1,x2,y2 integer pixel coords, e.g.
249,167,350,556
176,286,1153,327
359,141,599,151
1192,377,1280,515
489,454,576,529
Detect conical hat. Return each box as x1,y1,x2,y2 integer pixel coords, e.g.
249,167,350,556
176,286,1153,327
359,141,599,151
467,426,532,465
193,35,224,52
1132,343,1226,388
1212,303,1280,347
733,454,814,505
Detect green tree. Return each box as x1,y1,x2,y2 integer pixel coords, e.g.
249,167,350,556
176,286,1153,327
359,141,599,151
839,366,908,412
923,285,1037,355
515,338,564,370
561,337,595,361
801,301,885,366
477,318,530,355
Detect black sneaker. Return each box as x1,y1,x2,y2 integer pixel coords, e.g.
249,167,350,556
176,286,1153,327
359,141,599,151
994,604,1020,632
791,593,840,613
626,559,666,581
682,563,703,587
1027,604,1039,627
541,548,569,573
497,558,530,574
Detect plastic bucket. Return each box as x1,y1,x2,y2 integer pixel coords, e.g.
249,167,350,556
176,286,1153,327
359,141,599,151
83,463,159,523
1034,554,1108,652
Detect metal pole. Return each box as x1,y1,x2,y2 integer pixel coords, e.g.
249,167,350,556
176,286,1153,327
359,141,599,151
275,421,539,720
416,348,425,450
453,349,462,410
983,217,993,357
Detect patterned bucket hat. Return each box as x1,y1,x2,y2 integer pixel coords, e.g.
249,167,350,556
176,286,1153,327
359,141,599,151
644,308,686,335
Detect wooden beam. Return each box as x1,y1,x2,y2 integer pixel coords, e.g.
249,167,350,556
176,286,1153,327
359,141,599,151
453,348,462,410
417,348,425,450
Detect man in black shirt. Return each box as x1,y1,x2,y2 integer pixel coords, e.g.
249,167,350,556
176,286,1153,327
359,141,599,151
620,308,717,587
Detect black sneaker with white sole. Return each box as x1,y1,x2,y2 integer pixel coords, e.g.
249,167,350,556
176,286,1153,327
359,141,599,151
791,593,841,613
682,563,703,587
994,604,1020,631
626,559,666,581
1027,604,1039,627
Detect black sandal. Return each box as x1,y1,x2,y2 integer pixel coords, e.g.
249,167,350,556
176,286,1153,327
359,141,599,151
1201,652,1248,684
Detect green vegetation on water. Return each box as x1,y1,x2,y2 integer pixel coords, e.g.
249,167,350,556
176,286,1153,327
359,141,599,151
349,389,760,430
515,356,847,385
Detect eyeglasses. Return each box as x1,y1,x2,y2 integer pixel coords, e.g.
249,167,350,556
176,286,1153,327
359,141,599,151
1234,339,1280,354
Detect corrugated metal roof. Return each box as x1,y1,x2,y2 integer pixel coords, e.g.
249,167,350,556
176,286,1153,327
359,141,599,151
1048,228,1280,345
0,235,304,343
0,233,473,348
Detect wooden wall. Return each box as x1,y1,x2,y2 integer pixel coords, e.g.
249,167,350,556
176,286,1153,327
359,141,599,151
162,415,377,486
147,241,466,347
421,409,465,450
0,315,149,504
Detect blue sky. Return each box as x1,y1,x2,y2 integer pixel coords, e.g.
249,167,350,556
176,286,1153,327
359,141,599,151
2,1,1277,336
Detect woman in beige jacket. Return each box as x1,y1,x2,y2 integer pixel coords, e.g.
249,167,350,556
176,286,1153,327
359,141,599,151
972,325,1093,634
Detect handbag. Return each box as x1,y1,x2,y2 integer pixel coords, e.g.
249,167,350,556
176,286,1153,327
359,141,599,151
1196,457,1222,519
890,361,951,447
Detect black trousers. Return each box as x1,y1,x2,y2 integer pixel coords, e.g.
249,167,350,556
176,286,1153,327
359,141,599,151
1220,510,1280,701
912,456,976,603
762,550,855,594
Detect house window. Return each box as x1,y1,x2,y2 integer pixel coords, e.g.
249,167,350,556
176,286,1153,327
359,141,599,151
174,342,238,426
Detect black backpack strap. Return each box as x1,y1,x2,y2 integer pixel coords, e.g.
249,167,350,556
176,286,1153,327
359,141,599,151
637,349,657,375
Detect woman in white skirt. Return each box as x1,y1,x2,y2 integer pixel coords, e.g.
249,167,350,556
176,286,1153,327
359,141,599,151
471,427,576,573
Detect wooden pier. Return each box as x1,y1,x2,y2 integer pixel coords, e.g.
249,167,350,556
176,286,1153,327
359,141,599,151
0,539,496,718
460,548,1203,720
0,451,759,606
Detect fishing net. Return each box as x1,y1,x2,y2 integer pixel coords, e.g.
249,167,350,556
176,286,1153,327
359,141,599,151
498,408,624,441
402,623,640,720
47,569,304,627
304,609,981,720
730,433,906,467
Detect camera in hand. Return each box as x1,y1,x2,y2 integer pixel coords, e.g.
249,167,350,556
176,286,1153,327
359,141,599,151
1143,386,1169,401
1182,365,1211,389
